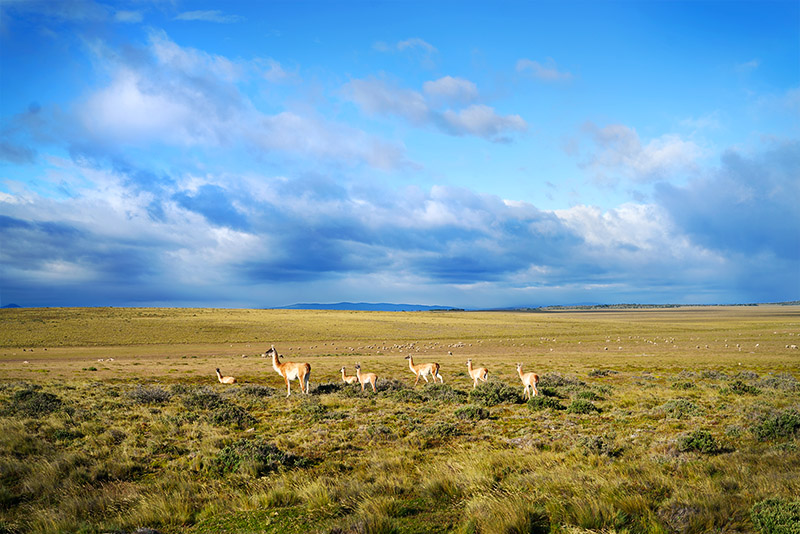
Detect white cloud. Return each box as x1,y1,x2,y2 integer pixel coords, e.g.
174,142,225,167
174,10,244,24
422,76,479,105
440,105,527,141
114,10,143,23
517,58,572,81
579,123,703,183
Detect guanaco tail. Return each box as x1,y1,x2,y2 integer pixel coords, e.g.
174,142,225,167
354,363,378,393
264,345,311,397
516,362,539,400
216,368,236,384
466,359,489,388
404,354,443,386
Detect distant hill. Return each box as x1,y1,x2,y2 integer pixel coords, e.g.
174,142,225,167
272,302,464,312
1,303,21,309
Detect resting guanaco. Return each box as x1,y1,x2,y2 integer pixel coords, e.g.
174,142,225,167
264,345,311,397
340,366,358,385
216,368,236,384
466,359,489,388
404,355,443,386
354,363,378,393
516,362,539,400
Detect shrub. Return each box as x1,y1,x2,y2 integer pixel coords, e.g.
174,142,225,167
727,379,761,395
209,403,257,429
758,373,800,392
236,384,277,398
455,404,490,421
752,409,800,441
657,399,702,419
588,369,617,378
579,434,624,457
539,372,586,389
182,386,222,410
538,386,567,398
128,385,172,405
215,438,308,477
678,430,721,454
421,384,468,404
576,390,603,401
6,386,63,417
671,381,697,390
468,380,523,406
750,498,800,534
527,395,566,412
566,399,600,414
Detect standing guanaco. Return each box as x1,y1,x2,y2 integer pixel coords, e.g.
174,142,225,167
404,355,443,386
466,359,489,388
340,366,358,385
354,363,378,393
264,345,311,397
516,363,539,400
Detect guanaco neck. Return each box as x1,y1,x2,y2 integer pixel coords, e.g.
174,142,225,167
467,360,474,373
271,351,283,373
407,356,416,371
216,369,223,382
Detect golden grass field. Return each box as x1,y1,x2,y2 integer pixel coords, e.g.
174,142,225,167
1,306,799,533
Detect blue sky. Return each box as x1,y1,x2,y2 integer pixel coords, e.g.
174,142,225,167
1,0,798,308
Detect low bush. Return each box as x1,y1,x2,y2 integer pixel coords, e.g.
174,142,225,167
215,438,309,477
671,381,697,390
566,399,600,414
455,404,490,421
539,372,587,389
678,429,722,454
128,385,172,405
750,498,800,534
576,390,603,401
236,384,277,398
758,373,800,392
657,399,702,419
528,395,566,412
726,380,761,395
209,403,257,429
752,409,800,441
588,369,617,378
469,380,523,406
421,384,468,403
5,386,64,416
579,434,624,457
182,386,222,410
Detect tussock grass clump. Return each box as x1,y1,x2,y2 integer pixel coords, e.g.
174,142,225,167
750,497,800,534
464,493,549,534
671,380,697,390
579,434,624,457
215,438,309,477
128,385,172,405
527,395,566,412
468,380,522,406
455,404,490,421
566,399,600,414
678,429,722,454
752,409,800,441
656,399,702,419
5,386,64,416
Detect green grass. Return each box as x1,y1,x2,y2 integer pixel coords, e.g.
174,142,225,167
0,306,799,533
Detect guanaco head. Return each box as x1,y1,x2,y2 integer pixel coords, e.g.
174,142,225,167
355,363,361,370
466,359,472,366
264,345,278,358
340,366,346,372
516,362,523,371
216,368,221,373
404,355,411,360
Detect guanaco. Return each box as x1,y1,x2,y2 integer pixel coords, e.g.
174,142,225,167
404,354,443,386
516,363,539,400
466,359,489,388
340,366,358,385
264,345,311,397
355,363,378,393
216,368,236,384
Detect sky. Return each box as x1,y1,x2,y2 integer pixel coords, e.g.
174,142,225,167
0,0,798,309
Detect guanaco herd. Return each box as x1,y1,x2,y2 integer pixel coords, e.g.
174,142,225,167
216,345,540,399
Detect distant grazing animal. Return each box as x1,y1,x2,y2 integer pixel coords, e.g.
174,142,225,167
265,345,311,397
516,363,539,400
340,366,358,385
404,355,443,386
355,363,378,393
216,368,236,384
466,359,489,388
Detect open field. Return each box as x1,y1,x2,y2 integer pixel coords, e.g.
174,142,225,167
1,306,799,533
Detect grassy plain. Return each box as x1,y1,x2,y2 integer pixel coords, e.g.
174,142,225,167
1,306,799,533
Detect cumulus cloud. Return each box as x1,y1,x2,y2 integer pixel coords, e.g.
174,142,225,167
345,77,527,142
517,58,572,81
577,122,703,183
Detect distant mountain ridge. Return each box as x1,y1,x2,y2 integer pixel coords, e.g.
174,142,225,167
271,302,463,312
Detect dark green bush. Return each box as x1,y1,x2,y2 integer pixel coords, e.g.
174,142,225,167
538,386,568,398
576,390,603,401
539,372,587,389
750,498,800,534
528,395,566,412
454,404,490,421
182,386,222,410
6,386,64,416
215,438,308,477
671,381,696,390
468,380,523,406
727,379,761,395
752,409,800,441
209,403,257,429
128,385,172,405
566,399,600,414
678,430,721,454
579,434,624,457
421,384,468,404
588,369,617,378
236,384,277,398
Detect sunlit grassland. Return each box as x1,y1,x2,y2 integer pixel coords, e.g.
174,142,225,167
1,306,799,533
